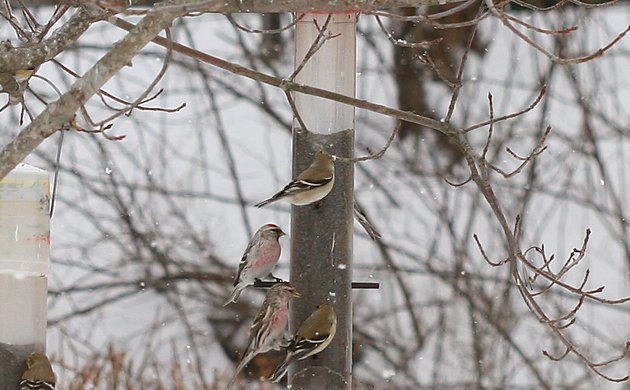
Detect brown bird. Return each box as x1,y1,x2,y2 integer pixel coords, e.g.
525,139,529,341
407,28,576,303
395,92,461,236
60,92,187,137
20,352,56,390
227,282,300,388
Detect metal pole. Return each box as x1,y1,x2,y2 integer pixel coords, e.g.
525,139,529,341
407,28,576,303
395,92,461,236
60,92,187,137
290,12,356,390
0,164,50,388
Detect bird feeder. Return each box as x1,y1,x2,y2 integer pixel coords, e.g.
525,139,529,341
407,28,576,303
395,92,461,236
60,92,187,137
290,11,357,390
0,164,50,389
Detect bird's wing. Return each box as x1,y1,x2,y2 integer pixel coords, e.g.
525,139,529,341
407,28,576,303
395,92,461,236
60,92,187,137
291,311,337,360
233,237,261,286
291,332,330,358
279,176,332,195
248,301,274,350
19,379,55,390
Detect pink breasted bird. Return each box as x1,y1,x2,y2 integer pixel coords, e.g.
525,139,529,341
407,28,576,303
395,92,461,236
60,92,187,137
224,224,286,306
227,282,300,388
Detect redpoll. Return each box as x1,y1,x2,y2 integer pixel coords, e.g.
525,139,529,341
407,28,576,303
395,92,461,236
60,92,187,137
227,282,300,388
269,304,337,383
254,150,334,207
224,224,286,306
20,352,55,390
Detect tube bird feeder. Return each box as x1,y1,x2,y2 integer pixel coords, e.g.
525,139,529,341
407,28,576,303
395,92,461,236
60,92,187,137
0,164,50,389
290,11,357,390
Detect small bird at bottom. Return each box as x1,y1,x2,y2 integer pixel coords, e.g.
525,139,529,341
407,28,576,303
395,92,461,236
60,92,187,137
227,282,300,388
269,304,337,383
20,352,56,390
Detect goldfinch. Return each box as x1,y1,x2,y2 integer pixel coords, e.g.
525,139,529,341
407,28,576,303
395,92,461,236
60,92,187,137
269,304,337,383
254,150,334,207
20,352,55,390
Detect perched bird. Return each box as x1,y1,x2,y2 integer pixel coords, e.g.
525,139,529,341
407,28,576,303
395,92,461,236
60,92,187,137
269,304,337,383
224,224,286,306
20,352,56,390
228,282,300,388
254,150,334,207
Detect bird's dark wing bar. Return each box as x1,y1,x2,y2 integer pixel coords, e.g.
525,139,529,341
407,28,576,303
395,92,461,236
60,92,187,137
295,334,327,349
280,177,331,194
297,176,332,187
19,380,55,390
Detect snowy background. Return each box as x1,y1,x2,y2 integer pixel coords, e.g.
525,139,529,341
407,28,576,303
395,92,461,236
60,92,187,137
1,4,629,389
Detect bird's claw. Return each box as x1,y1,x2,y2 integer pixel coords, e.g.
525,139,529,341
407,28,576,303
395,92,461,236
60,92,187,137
268,274,284,283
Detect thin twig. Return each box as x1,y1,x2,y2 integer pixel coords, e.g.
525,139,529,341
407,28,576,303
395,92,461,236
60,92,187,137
464,86,547,133
334,122,400,163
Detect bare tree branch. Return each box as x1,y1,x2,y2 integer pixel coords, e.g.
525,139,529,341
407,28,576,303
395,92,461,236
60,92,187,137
0,8,182,179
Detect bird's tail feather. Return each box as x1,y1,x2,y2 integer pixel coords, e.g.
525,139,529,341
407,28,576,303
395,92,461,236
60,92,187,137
354,202,382,240
269,350,291,383
223,284,246,307
227,352,253,389
254,196,277,208
269,359,289,383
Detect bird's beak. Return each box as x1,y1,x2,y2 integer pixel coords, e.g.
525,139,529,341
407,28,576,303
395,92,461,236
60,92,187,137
279,231,286,237
291,290,301,298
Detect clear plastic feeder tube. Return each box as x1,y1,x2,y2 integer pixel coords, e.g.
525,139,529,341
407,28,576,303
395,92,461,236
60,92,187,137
0,164,50,388
293,12,356,135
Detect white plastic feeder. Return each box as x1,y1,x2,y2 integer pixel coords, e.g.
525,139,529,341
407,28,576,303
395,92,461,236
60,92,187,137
0,164,50,347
